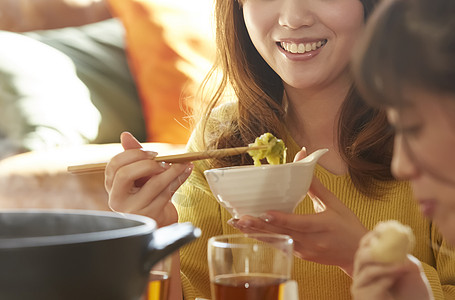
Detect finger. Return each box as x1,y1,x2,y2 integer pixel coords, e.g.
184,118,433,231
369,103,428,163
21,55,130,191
167,163,194,194
293,147,307,162
310,195,327,213
105,149,158,191
138,163,193,209
108,160,171,212
354,237,375,275
405,255,429,278
132,163,192,212
138,164,194,225
229,218,272,235
234,215,271,231
354,247,413,283
120,131,142,150
237,212,325,234
307,176,343,209
352,273,396,299
354,263,403,290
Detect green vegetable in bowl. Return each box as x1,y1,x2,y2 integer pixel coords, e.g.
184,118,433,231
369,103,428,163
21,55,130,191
247,133,287,166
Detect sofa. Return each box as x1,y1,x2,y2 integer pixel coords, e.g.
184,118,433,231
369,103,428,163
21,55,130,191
0,0,214,211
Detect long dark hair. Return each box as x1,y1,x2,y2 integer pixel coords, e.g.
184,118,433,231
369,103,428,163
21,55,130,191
195,0,393,196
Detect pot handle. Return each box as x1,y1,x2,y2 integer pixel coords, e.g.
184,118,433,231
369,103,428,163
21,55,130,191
145,222,201,271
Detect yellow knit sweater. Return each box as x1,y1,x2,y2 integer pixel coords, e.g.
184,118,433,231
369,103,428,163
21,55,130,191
173,107,455,300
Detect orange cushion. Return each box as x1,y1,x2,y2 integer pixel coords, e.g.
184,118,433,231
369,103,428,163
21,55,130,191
107,0,215,144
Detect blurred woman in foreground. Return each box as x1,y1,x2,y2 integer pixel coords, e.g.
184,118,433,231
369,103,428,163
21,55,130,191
351,0,455,298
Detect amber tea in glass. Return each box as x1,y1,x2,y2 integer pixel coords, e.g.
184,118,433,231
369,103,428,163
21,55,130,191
208,233,293,300
142,256,172,300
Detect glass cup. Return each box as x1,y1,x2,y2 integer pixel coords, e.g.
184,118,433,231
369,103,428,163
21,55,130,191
208,233,294,300
142,255,172,300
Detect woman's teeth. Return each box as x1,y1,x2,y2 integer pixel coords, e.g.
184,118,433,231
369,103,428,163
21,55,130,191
280,39,327,54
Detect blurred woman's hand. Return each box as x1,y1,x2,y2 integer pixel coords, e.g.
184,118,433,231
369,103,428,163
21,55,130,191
351,231,433,300
104,132,193,227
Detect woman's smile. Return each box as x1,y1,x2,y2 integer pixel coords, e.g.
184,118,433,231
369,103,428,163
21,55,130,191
277,39,327,60
278,39,327,54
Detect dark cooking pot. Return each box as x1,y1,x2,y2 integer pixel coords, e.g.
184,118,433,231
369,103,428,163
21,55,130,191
0,209,200,300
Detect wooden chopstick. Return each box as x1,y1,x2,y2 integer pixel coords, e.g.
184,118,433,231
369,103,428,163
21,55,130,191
67,145,267,175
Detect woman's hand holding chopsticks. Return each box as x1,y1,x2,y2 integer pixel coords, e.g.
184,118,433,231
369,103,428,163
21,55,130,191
104,132,193,227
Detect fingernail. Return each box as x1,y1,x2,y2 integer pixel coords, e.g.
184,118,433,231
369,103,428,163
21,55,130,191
308,193,319,203
160,161,171,169
227,218,236,227
260,214,273,223
310,194,323,205
185,164,194,174
227,218,243,229
145,150,158,158
309,194,326,212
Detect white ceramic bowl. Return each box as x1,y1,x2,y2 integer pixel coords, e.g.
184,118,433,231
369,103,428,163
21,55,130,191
204,149,328,219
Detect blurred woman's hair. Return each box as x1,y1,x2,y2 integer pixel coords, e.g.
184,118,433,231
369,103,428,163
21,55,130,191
352,0,455,109
194,0,392,196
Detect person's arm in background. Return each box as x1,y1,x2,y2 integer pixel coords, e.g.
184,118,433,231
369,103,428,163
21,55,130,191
0,0,111,32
